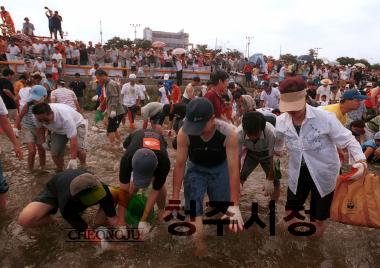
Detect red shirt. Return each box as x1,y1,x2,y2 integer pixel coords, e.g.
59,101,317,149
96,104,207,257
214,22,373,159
172,84,181,104
204,90,224,118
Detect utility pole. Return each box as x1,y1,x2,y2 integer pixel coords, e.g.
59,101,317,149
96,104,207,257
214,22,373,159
130,24,141,40
245,36,253,58
279,44,282,59
313,47,322,59
99,20,103,45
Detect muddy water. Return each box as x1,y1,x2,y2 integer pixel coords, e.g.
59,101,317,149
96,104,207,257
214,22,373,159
1,112,380,267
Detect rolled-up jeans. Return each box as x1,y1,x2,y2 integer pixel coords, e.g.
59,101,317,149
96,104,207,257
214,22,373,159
184,160,230,217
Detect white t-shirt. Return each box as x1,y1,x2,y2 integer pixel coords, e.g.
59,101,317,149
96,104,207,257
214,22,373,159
137,84,146,100
34,103,85,138
50,87,78,110
89,68,97,79
7,45,20,55
141,102,164,119
183,83,194,100
0,96,8,115
316,85,331,101
34,61,47,73
175,59,183,71
51,53,63,68
158,86,169,104
339,70,348,80
65,45,73,59
121,82,139,107
322,70,329,79
72,49,80,58
260,88,280,109
32,43,44,54
18,86,31,109
201,85,207,96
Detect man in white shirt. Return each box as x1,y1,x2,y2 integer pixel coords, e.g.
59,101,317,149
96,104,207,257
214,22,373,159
33,102,87,171
275,77,367,236
6,42,20,60
136,79,149,106
260,81,280,109
33,57,47,73
157,81,170,105
51,48,63,72
316,82,331,102
121,74,140,129
141,102,165,130
50,80,81,112
0,96,23,209
32,40,44,58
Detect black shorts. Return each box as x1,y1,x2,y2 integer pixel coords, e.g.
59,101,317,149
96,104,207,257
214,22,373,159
107,114,123,133
285,165,334,221
33,187,59,215
150,112,165,125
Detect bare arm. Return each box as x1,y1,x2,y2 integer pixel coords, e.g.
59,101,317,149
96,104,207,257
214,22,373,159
117,182,133,225
2,89,15,101
0,115,23,159
74,100,81,113
141,189,160,222
225,131,240,205
172,129,188,200
15,104,29,129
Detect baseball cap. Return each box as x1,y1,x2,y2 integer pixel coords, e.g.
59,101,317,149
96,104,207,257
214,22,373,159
129,73,136,80
70,173,106,206
375,132,380,140
164,74,170,80
30,85,47,101
341,89,368,100
132,148,158,188
182,98,214,135
366,82,373,87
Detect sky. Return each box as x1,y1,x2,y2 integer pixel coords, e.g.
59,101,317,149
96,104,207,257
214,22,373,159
5,0,380,63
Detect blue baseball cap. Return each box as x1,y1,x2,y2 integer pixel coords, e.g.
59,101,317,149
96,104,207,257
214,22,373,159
132,148,158,188
182,98,214,135
341,89,368,100
30,85,47,101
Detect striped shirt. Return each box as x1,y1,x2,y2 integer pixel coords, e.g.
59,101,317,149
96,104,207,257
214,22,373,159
50,87,78,110
22,102,36,129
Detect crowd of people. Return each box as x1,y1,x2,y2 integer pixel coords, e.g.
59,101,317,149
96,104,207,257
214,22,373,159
0,5,380,255
1,59,379,252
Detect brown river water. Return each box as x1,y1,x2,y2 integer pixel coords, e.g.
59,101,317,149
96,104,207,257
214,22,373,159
1,112,380,267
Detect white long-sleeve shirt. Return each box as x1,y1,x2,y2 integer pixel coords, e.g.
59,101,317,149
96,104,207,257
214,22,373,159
274,104,366,197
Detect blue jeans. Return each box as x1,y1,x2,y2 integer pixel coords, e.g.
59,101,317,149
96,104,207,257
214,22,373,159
0,161,9,193
184,160,230,217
